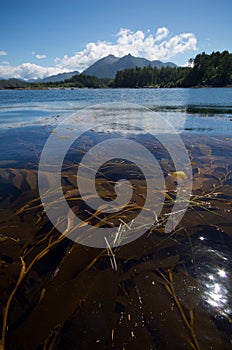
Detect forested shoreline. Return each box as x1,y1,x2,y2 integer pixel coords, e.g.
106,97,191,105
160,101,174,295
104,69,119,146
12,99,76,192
1,51,232,89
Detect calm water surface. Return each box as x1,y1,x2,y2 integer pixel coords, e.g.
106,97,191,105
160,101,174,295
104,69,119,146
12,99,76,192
1,87,232,107
1,88,232,135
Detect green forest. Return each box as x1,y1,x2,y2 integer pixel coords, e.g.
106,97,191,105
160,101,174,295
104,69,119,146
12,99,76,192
0,51,232,89
114,51,232,87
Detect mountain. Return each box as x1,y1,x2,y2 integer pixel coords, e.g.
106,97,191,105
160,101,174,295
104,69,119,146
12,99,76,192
30,70,80,83
82,55,119,79
151,60,176,69
82,54,177,78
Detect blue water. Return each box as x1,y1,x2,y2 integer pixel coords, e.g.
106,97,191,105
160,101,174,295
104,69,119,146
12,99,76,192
1,88,232,107
0,88,232,134
1,90,232,349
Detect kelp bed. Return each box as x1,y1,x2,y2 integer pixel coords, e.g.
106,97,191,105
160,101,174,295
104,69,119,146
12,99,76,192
0,127,232,350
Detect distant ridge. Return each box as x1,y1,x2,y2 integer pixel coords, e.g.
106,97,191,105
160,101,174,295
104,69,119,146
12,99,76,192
5,54,176,82
31,70,80,83
82,54,176,78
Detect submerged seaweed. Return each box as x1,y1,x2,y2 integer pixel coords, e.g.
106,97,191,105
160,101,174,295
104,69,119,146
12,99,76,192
0,130,232,350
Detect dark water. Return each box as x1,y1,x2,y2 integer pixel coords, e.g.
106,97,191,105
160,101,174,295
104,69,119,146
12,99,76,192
0,90,232,349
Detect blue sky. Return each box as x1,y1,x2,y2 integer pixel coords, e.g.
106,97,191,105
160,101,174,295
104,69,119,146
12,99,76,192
1,0,232,79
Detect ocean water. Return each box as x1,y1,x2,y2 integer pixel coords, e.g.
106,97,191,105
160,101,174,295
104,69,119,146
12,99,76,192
1,87,232,108
0,88,232,136
0,88,232,349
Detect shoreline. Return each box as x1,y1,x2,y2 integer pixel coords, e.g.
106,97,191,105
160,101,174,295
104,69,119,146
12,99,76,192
1,85,232,91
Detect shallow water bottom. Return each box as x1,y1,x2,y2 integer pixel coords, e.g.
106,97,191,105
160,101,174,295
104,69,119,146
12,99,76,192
0,126,232,349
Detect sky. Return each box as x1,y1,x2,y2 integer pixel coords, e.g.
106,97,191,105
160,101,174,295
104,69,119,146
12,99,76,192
0,0,232,80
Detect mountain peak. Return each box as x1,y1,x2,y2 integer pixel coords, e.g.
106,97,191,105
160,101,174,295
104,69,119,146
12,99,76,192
82,54,176,78
99,54,119,61
107,54,117,58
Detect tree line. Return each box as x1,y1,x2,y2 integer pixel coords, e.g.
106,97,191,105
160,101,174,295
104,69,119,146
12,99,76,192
114,51,232,87
182,51,232,87
114,66,188,87
0,75,113,90
0,51,232,89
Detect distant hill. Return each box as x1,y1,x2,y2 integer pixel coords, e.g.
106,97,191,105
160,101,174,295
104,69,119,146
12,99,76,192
3,55,176,82
82,54,176,78
0,78,29,89
2,51,232,89
31,70,80,83
151,60,176,69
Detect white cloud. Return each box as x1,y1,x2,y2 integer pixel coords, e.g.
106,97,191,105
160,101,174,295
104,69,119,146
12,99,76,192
0,51,7,56
1,61,10,65
154,27,170,42
182,59,194,68
35,54,47,59
56,27,197,71
0,62,67,80
0,27,197,79
32,51,47,59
